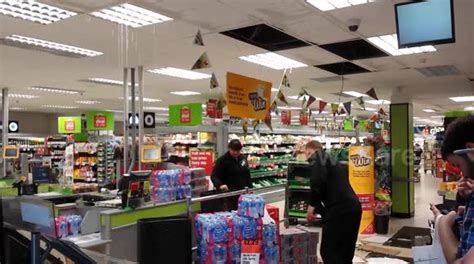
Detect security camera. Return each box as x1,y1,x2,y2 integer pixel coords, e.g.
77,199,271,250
347,18,361,32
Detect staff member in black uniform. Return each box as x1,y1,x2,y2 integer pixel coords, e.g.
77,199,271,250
211,139,252,210
305,140,362,264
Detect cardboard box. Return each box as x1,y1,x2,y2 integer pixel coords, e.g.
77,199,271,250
280,228,307,248
296,226,320,256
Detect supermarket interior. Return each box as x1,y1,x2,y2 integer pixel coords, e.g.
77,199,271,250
0,0,473,263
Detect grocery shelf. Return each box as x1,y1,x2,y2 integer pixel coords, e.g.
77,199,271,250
251,159,290,166
289,185,311,190
242,150,293,155
288,211,306,218
242,142,297,146
251,172,287,179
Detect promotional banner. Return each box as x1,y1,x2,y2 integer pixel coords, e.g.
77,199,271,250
86,111,114,131
206,99,223,118
226,72,272,120
169,103,203,126
189,149,215,176
58,117,81,134
299,112,308,126
281,111,291,125
348,146,375,234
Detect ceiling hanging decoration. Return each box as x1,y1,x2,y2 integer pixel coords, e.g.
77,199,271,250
306,95,317,109
343,101,352,116
193,29,204,46
365,87,379,100
191,52,211,70
281,74,291,88
356,96,365,110
210,73,219,89
319,101,328,114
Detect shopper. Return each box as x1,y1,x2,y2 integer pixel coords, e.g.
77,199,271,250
438,116,474,264
211,139,252,210
305,140,362,264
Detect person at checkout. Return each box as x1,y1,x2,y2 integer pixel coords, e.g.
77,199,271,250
211,139,252,210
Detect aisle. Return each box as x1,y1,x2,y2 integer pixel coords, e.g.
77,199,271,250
389,169,443,234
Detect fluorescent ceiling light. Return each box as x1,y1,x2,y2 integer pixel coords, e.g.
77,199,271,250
1,93,39,99
119,97,162,103
156,113,169,116
86,78,133,86
431,115,444,118
105,109,123,113
277,106,301,110
450,96,474,102
317,111,329,114
42,105,78,109
343,91,368,97
367,34,436,56
10,107,26,110
90,3,172,28
144,107,168,111
76,100,101,105
0,34,103,58
306,0,369,11
271,112,278,116
170,91,201,96
366,100,391,105
271,88,279,92
288,95,323,101
0,0,77,25
423,109,436,113
465,106,474,111
29,86,82,95
148,67,211,80
239,52,307,70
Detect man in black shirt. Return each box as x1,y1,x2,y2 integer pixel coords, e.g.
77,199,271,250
211,139,252,210
305,140,362,264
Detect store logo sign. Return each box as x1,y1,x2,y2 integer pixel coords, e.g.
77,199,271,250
350,154,371,167
65,120,75,131
180,107,191,123
94,114,107,128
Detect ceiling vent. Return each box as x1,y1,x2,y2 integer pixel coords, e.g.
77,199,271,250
415,65,461,77
311,76,344,83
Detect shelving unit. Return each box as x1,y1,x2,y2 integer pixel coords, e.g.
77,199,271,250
97,141,115,182
73,143,98,182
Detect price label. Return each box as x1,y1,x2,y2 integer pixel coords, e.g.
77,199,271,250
241,240,261,264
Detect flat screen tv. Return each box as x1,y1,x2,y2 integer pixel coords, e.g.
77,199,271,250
395,0,455,48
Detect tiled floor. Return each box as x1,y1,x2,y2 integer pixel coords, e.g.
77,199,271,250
389,169,443,234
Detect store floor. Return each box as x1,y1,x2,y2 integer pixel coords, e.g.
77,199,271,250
389,169,442,234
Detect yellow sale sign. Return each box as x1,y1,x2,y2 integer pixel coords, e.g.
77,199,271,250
348,146,375,234
226,72,272,120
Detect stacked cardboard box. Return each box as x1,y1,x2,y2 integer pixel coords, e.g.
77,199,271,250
297,226,320,264
280,228,309,264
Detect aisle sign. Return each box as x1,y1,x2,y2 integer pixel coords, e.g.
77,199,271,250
169,103,202,126
226,72,272,120
189,149,214,175
348,146,375,234
86,111,114,131
241,240,261,264
58,117,81,134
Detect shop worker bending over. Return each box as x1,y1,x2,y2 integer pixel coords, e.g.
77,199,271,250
211,139,252,210
305,140,362,264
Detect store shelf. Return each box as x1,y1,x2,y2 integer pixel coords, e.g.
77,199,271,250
242,142,297,146
251,172,287,179
250,159,290,166
288,211,307,218
242,150,293,155
289,185,311,190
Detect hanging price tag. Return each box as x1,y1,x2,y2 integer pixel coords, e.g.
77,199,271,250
241,240,261,264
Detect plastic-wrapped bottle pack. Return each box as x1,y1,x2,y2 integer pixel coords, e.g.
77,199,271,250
150,169,192,203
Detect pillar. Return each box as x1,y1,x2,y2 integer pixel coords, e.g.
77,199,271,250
390,89,414,218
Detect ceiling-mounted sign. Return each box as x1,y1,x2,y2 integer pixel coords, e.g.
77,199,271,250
58,116,81,134
143,112,155,128
169,103,202,126
299,112,308,126
281,111,291,125
86,111,114,131
226,72,271,120
8,121,19,133
206,99,223,119
128,112,156,128
0,121,19,133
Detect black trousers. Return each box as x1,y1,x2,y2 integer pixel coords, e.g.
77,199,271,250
321,210,362,264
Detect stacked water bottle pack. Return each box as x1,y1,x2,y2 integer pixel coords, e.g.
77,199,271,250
55,215,82,238
150,169,192,203
195,194,279,264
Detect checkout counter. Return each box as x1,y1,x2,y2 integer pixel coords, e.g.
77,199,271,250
1,170,287,263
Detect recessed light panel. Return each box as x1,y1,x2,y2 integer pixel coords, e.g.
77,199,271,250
148,67,211,80
239,52,307,70
42,105,79,109
170,91,201,96
450,96,474,102
306,0,369,11
343,91,368,97
0,0,77,24
367,34,436,56
0,34,103,58
76,100,101,105
30,86,82,95
91,3,172,28
366,100,391,105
